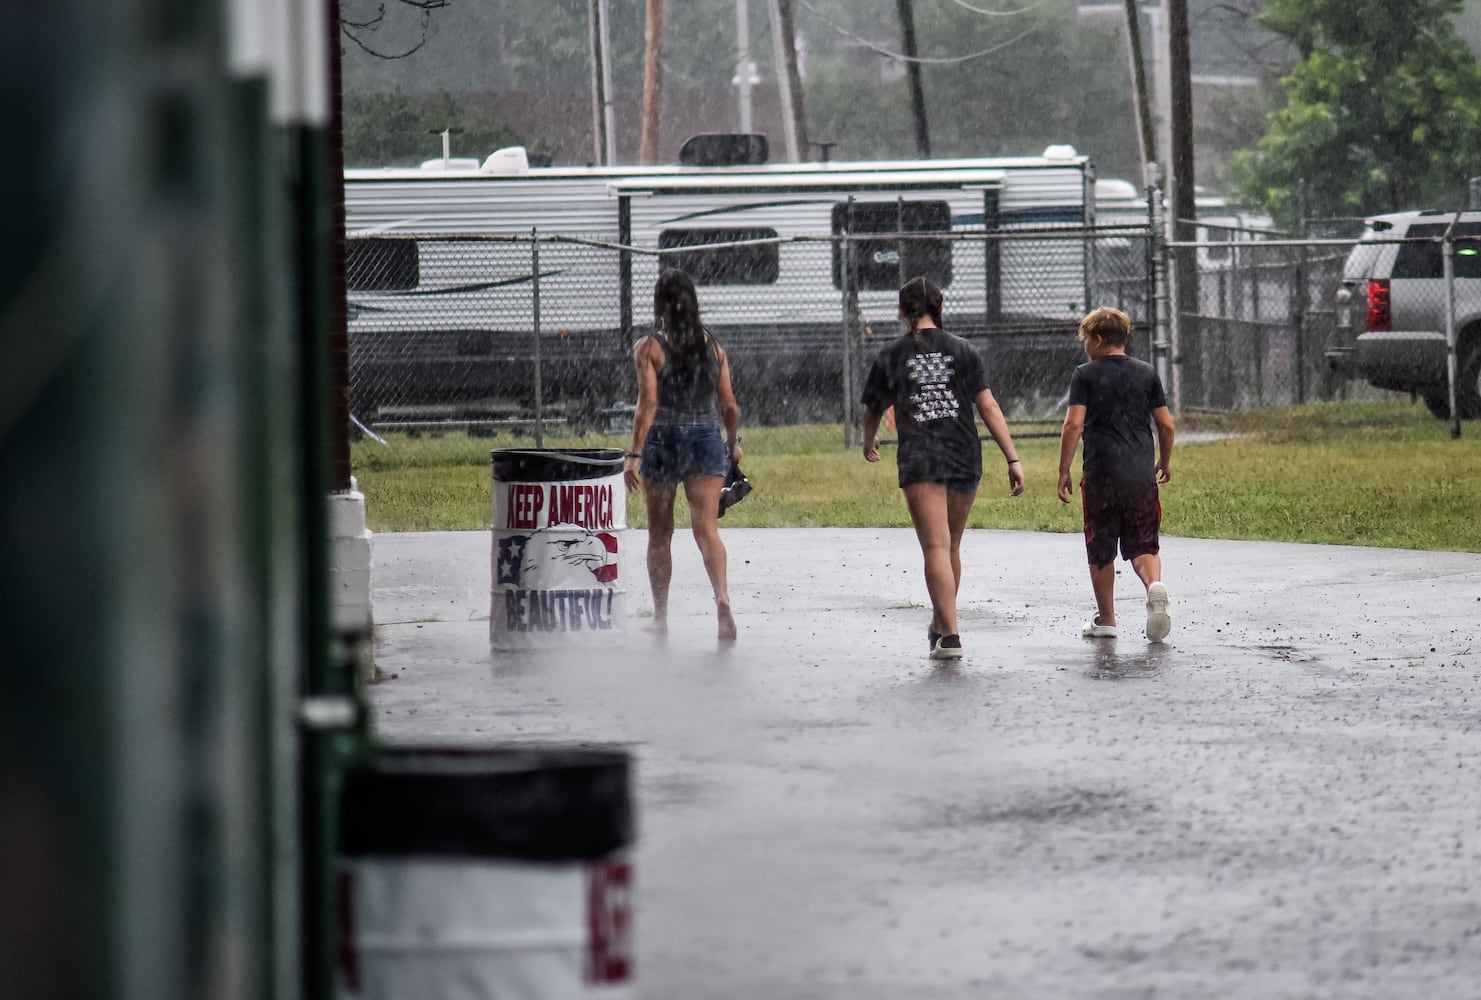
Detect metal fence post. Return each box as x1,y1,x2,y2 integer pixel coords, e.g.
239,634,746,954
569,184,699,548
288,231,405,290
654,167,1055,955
1443,221,1462,439
1231,238,1248,406
532,227,544,447
983,190,1001,324
1164,172,1188,410
617,198,636,406
1145,165,1174,406
1217,266,1230,407
841,197,857,449
1293,240,1308,404
1251,252,1265,403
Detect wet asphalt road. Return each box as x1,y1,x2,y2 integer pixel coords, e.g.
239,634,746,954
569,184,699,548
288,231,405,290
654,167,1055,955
369,529,1481,999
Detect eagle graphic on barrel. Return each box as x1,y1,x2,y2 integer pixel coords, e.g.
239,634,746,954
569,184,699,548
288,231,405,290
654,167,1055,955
497,530,620,589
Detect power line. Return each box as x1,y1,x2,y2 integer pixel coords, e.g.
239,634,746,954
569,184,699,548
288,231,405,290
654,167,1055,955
945,0,1051,18
795,0,1041,64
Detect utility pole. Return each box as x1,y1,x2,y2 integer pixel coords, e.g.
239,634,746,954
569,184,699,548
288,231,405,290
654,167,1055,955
1166,0,1200,403
599,0,616,163
734,0,756,133
1122,0,1157,167
1147,3,1173,189
1167,0,1195,228
588,0,616,164
895,0,930,159
767,0,807,161
770,0,805,160
640,0,664,164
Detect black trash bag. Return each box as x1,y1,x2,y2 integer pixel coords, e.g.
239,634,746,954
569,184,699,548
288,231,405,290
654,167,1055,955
718,459,752,518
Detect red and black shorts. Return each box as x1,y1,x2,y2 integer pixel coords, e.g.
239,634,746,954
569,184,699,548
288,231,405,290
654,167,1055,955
1081,478,1161,567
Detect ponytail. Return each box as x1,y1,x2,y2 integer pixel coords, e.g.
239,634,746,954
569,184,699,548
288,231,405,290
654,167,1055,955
899,275,944,344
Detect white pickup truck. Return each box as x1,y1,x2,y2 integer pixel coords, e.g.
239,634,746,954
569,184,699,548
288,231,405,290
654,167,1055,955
1326,210,1481,418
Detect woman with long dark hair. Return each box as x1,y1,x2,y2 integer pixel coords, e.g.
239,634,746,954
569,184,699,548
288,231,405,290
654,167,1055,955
861,275,1025,659
625,269,742,641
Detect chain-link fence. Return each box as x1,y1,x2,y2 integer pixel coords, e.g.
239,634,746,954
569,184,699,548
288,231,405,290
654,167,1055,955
347,225,1154,457
1173,220,1481,428
348,220,1477,522
1172,225,1349,413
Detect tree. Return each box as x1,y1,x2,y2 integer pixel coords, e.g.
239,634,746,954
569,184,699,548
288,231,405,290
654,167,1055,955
336,0,1145,172
1197,80,1282,179
342,0,452,60
1225,0,1481,228
341,92,540,167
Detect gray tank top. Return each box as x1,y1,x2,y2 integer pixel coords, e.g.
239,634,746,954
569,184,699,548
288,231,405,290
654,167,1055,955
653,332,720,425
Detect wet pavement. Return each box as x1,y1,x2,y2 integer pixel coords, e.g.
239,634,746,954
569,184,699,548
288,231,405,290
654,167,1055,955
370,529,1481,999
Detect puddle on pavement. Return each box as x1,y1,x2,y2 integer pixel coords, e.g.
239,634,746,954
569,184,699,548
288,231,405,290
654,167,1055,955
1083,640,1171,679
920,785,1138,829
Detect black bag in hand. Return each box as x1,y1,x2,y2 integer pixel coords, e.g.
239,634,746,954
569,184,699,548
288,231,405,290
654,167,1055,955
717,458,752,518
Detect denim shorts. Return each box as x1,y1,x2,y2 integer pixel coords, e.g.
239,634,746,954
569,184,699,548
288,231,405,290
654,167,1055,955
640,423,727,485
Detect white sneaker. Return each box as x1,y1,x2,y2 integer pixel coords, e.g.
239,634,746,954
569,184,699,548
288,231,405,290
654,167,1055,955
1082,619,1118,639
1145,582,1171,642
930,634,964,660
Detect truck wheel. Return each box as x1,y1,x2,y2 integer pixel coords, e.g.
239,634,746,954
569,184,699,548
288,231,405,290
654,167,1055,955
1460,341,1481,420
1422,391,1453,420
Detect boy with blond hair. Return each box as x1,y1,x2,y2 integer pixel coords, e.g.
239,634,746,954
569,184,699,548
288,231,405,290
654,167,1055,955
1057,307,1175,641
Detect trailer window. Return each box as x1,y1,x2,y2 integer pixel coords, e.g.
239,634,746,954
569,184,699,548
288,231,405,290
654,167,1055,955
658,228,780,285
1199,227,1230,263
831,201,952,290
1393,223,1481,279
346,237,420,291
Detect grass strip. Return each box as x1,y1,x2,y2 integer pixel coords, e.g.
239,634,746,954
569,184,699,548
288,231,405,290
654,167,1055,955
353,401,1481,551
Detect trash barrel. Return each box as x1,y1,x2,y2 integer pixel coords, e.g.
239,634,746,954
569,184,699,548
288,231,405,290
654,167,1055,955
490,448,627,651
337,745,634,999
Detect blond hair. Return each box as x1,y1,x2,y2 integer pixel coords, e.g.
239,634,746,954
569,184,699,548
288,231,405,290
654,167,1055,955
1078,306,1131,347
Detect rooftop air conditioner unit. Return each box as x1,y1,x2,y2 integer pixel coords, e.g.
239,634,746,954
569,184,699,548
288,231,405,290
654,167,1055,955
482,146,531,175
420,157,482,171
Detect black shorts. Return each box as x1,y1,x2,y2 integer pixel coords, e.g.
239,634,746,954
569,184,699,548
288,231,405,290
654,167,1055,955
1081,479,1161,567
900,476,980,495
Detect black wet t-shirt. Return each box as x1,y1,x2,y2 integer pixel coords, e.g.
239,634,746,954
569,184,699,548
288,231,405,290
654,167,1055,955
860,328,989,488
1066,354,1168,482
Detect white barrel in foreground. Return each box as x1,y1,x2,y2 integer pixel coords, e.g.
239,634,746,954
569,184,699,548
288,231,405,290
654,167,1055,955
490,448,627,650
338,746,634,999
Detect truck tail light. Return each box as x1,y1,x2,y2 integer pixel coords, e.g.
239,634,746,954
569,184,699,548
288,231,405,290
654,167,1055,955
1366,278,1391,331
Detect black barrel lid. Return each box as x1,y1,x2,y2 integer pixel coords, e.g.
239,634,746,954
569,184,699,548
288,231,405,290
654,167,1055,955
491,448,625,483
340,744,633,861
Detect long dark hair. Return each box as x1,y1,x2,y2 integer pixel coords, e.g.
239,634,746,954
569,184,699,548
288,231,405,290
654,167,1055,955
654,268,712,375
899,275,944,345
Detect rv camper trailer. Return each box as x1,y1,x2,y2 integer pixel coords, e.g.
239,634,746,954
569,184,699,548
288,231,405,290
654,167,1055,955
343,144,1107,427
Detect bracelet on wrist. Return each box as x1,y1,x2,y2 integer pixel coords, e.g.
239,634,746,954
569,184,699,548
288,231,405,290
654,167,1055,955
1007,458,1021,465
625,451,641,459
